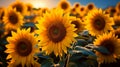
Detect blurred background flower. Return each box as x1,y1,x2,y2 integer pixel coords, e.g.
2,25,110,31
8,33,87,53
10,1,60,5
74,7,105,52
0,0,120,9
0,0,120,67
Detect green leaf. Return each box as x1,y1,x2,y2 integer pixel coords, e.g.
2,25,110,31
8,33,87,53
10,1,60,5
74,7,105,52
37,52,50,59
23,22,36,27
81,30,89,36
86,44,111,55
75,46,96,57
75,39,88,46
41,60,53,67
69,52,84,61
93,46,110,54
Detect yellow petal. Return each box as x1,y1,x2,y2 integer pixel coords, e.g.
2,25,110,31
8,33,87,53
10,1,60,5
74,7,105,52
5,49,15,53
6,54,12,59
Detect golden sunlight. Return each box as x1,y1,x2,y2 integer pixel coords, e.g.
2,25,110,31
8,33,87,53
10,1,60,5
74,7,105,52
29,0,47,8
33,2,46,8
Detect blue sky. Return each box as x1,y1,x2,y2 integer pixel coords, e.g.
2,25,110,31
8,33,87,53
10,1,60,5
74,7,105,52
69,0,120,9
0,0,120,9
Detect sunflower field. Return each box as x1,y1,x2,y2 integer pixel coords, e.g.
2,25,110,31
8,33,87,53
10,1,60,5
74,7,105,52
0,0,120,67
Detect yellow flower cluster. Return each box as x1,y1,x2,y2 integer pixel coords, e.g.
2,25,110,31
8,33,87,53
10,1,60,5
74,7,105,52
0,0,120,67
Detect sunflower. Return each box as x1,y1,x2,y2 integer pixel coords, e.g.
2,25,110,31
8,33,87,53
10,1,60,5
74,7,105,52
26,3,33,12
86,3,96,11
22,26,37,34
93,33,120,64
25,3,33,16
9,0,27,15
85,9,114,36
77,6,87,17
0,7,5,22
73,2,80,8
113,16,120,28
8,61,41,67
70,8,77,15
5,28,39,67
112,28,120,38
75,13,82,19
32,9,41,16
57,0,71,13
35,8,49,17
71,17,85,33
36,9,78,57
107,7,117,17
3,7,23,31
104,9,110,14
41,8,49,14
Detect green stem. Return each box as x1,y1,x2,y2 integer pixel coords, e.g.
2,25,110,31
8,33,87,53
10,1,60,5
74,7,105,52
65,54,70,67
98,62,101,67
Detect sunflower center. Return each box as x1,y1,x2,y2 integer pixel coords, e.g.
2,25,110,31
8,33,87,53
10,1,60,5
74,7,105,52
47,22,66,43
20,44,27,50
16,39,32,56
53,28,59,35
0,11,4,20
101,40,115,55
88,4,93,10
71,20,80,29
13,4,22,13
27,6,32,11
111,8,116,13
72,8,75,12
9,13,18,24
42,9,47,13
105,11,109,14
61,2,68,10
93,17,105,30
80,7,84,11
75,4,79,8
